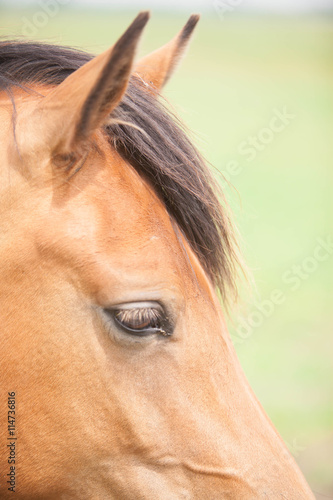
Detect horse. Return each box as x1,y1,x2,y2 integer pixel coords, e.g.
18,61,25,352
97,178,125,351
0,12,315,499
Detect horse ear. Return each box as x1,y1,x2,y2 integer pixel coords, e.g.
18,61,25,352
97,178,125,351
32,12,149,155
134,14,200,92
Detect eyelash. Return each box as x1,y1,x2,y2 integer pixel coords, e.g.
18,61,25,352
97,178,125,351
106,305,173,338
115,307,162,331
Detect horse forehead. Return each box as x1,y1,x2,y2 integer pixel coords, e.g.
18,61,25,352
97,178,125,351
0,87,216,301
96,147,217,303
36,141,182,276
44,142,216,303
71,139,176,242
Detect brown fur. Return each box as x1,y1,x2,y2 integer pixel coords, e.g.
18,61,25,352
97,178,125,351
0,14,314,499
0,34,241,306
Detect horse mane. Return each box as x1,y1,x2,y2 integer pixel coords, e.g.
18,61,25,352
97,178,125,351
0,40,243,306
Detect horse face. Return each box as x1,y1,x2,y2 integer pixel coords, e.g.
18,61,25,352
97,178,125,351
0,129,313,499
0,14,314,499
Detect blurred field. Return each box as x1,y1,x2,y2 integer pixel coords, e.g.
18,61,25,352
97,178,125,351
1,5,332,496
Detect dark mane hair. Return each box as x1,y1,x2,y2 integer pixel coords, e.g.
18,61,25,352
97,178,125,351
0,40,243,305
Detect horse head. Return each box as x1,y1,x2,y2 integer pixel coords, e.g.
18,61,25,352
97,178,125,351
0,13,314,499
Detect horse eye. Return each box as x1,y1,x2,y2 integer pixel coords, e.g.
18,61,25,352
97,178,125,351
111,306,172,337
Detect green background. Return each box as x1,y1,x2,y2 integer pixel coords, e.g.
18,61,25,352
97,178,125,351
1,4,332,497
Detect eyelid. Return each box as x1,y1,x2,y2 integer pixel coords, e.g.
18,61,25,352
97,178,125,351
109,301,164,311
114,317,169,337
115,307,161,330
104,301,174,338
